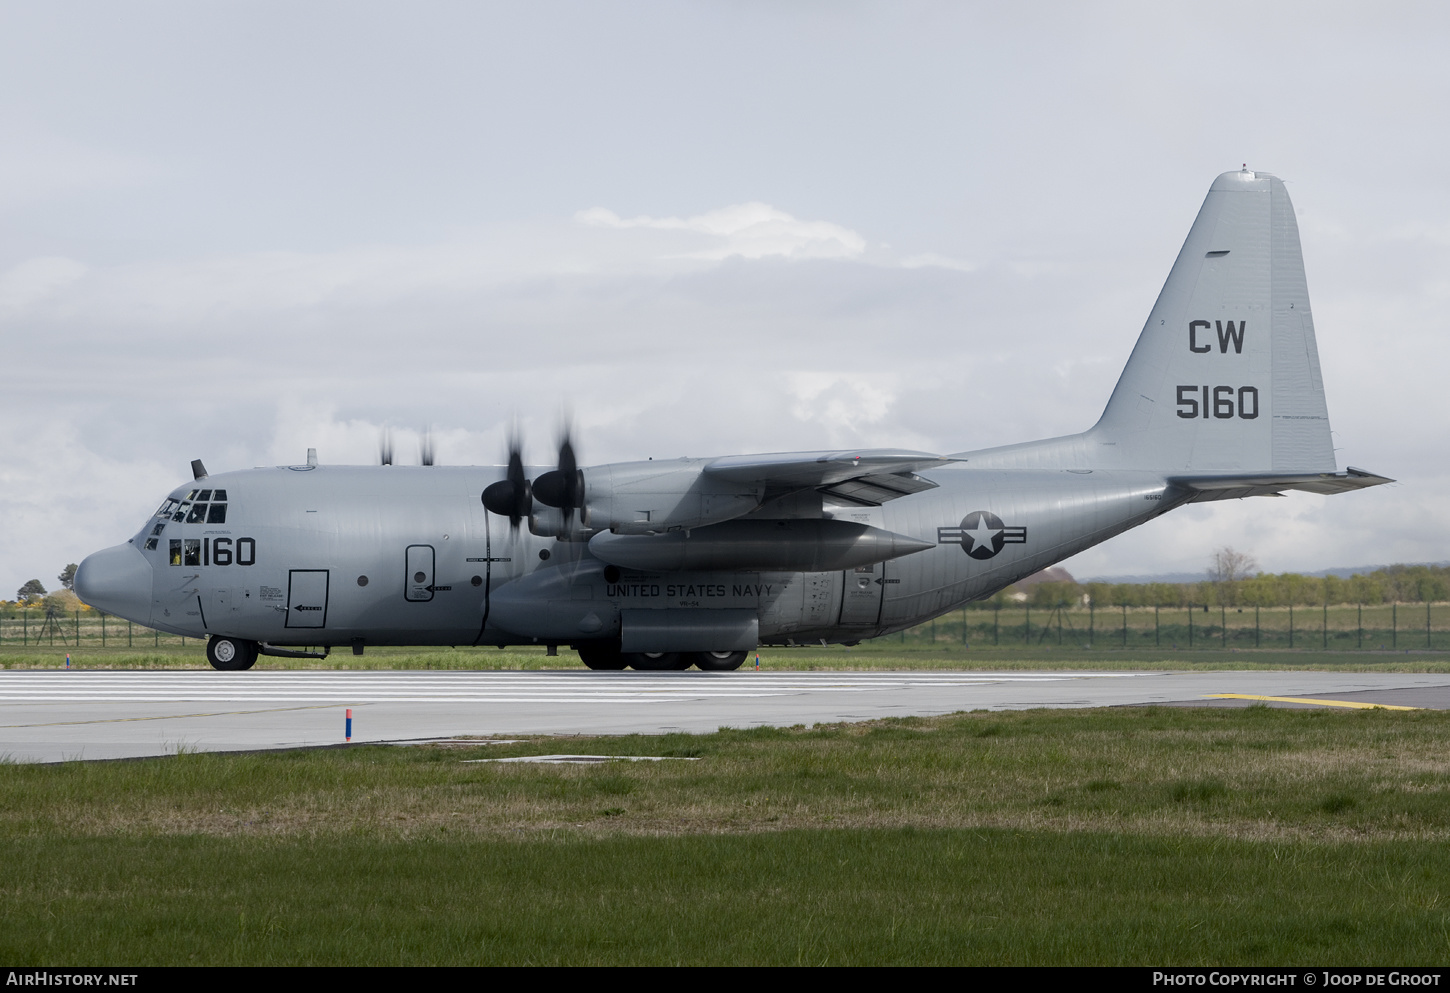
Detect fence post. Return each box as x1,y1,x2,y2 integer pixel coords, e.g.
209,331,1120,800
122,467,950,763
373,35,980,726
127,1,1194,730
962,607,968,647
1393,603,1397,649
1089,600,1094,647
1025,606,1030,645
1429,602,1433,650
22,609,26,646
1122,604,1128,648
75,610,80,645
1256,605,1260,648
128,620,133,648
1290,605,1294,648
994,605,999,645
101,613,106,647
1323,602,1328,650
1155,606,1160,647
1358,603,1363,649
1189,605,1194,647
1222,605,1227,648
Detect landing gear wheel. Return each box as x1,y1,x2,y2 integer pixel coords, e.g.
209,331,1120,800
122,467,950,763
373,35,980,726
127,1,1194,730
624,652,689,671
207,635,258,671
577,644,628,670
690,650,748,671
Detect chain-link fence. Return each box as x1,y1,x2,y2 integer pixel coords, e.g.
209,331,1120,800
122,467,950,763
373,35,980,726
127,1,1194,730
889,602,1450,650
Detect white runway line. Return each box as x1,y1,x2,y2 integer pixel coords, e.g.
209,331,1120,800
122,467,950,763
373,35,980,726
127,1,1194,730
0,670,1152,705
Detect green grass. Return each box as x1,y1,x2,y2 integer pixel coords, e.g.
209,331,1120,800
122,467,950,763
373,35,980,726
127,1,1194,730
7,830,1450,965
5,706,1450,963
4,642,1450,671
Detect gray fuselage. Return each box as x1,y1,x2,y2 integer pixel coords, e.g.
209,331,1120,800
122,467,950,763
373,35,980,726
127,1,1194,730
102,456,1177,649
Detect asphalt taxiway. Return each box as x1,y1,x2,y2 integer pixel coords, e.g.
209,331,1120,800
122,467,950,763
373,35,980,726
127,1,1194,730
3,668,1449,763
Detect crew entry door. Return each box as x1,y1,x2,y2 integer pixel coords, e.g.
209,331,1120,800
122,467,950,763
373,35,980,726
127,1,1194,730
286,570,330,628
406,545,435,602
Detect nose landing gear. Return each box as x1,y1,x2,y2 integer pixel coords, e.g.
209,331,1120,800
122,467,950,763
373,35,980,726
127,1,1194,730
206,635,259,671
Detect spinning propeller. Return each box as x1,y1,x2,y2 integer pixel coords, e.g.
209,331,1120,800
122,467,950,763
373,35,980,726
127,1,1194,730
481,427,587,530
378,427,435,466
481,433,533,529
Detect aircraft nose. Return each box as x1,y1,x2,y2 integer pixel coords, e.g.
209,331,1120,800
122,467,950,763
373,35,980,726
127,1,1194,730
74,543,153,624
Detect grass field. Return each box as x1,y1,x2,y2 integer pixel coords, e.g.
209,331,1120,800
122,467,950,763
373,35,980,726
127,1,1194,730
4,706,1450,964
4,641,1449,671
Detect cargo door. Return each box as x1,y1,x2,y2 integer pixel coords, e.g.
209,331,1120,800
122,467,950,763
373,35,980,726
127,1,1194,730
839,563,884,627
286,570,329,628
406,545,435,602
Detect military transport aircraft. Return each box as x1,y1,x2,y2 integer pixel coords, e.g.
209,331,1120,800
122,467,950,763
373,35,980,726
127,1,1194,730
74,169,1391,671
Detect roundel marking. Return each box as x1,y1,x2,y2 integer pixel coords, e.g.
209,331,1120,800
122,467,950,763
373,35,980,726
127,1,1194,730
937,511,1028,560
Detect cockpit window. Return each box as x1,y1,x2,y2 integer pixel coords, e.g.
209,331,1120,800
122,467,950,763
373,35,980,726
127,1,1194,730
212,489,227,502
156,499,179,518
172,502,190,522
206,504,227,523
187,490,200,501
185,503,207,524
197,490,213,501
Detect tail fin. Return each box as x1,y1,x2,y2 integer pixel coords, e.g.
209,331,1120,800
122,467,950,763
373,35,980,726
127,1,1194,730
1092,169,1334,473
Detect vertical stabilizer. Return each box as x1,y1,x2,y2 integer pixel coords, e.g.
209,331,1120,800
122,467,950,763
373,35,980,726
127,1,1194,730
1092,170,1335,473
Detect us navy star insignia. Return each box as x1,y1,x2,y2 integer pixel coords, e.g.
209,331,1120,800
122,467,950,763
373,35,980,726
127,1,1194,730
937,510,1027,560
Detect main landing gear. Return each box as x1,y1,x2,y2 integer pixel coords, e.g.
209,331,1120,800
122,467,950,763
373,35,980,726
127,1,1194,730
576,645,748,671
206,635,259,671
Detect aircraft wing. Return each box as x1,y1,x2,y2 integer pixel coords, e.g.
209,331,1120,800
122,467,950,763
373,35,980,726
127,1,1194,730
703,449,959,505
1170,466,1394,503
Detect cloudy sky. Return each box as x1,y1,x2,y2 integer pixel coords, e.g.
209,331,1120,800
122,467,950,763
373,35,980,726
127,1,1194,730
2,1,1447,595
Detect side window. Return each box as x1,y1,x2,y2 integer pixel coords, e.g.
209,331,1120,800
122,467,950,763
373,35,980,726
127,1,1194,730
151,522,166,536
169,539,182,566
184,539,201,566
144,537,158,551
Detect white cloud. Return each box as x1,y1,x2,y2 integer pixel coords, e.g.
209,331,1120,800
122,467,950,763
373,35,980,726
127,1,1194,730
576,203,866,261
900,252,975,273
0,256,89,314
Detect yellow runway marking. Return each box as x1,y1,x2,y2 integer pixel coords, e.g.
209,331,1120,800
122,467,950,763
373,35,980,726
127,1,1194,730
0,704,339,729
1204,693,1418,711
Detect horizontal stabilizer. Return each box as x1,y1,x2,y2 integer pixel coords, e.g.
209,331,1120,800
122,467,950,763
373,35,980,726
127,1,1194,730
1171,466,1393,503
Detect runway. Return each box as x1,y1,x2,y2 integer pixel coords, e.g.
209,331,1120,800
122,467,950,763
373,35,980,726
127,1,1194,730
3,668,1449,763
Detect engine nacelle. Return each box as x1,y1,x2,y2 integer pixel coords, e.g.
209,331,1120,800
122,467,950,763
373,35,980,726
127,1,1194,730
556,459,762,535
588,519,933,572
527,505,595,541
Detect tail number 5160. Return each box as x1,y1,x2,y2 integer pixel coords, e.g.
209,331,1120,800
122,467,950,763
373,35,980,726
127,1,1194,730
1176,385,1259,420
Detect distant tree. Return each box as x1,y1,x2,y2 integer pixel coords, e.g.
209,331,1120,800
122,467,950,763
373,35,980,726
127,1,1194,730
57,563,77,591
16,579,46,605
1208,547,1258,606
1208,547,1257,584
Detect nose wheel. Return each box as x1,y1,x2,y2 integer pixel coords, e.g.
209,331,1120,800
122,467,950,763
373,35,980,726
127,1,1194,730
207,635,259,671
